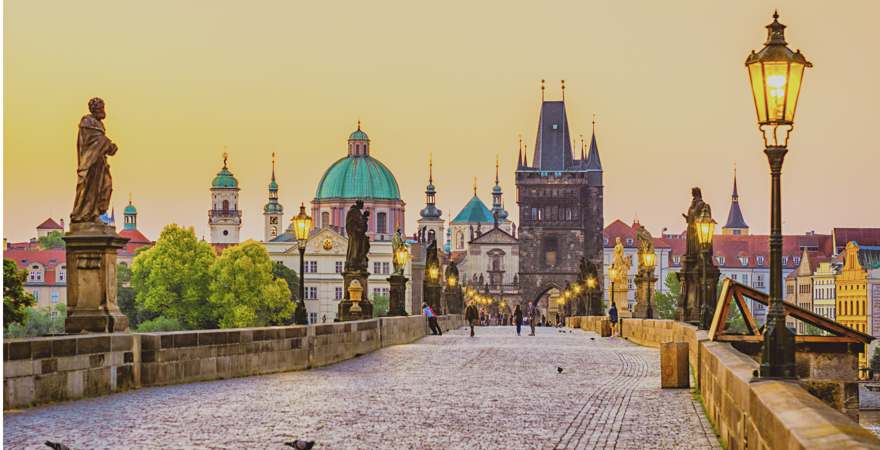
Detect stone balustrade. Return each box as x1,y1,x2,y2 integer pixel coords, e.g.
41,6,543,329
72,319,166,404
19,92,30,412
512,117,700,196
567,316,880,449
4,315,464,410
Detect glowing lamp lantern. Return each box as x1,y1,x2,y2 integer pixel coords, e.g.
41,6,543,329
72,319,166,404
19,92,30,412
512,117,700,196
608,267,619,283
292,203,312,248
746,12,811,127
428,266,440,282
394,246,410,270
695,208,716,248
642,251,656,269
447,275,457,288
586,276,597,290
573,283,582,294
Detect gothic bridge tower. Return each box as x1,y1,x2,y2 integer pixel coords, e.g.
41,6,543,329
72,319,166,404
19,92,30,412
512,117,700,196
516,82,604,307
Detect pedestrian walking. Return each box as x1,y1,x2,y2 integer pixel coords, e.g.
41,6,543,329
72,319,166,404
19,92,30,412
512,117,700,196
514,304,523,336
423,303,442,336
528,301,538,336
465,301,479,337
609,303,619,337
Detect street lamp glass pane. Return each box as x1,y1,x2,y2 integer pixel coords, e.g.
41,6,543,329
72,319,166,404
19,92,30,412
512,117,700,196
764,62,789,123
748,62,768,124
784,62,805,123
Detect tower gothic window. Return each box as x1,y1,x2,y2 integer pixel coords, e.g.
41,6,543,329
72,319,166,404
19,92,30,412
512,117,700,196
222,199,229,211
542,236,558,267
377,212,387,234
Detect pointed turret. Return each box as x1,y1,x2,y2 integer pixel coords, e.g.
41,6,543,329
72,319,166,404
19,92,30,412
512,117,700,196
796,246,812,277
491,155,509,220
263,153,284,241
419,155,442,219
532,82,574,171
722,167,749,235
584,119,602,171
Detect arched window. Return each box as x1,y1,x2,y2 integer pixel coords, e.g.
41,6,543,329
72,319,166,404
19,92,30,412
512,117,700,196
270,226,278,238
321,212,330,228
456,231,465,249
222,199,229,211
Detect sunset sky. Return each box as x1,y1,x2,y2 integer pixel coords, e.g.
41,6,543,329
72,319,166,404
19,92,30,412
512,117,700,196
4,1,879,243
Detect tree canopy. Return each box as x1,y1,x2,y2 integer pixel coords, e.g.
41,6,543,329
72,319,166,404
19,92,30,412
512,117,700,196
652,272,680,320
38,230,65,249
131,224,216,329
272,261,300,300
4,259,36,326
208,240,294,328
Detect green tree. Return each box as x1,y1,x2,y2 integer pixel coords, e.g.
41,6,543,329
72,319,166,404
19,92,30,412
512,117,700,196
4,259,36,326
372,295,389,316
132,224,216,329
4,304,66,338
117,262,156,328
38,230,65,249
871,347,880,375
272,261,300,300
208,240,294,328
651,272,680,320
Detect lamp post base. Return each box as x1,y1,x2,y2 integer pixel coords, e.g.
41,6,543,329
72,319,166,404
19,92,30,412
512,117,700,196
387,274,409,316
758,312,797,379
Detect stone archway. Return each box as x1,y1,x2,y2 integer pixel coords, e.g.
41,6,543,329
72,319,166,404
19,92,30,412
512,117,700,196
529,284,561,326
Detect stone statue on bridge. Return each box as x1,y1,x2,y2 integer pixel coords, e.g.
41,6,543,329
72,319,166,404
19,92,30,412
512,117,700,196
71,97,118,224
345,200,370,272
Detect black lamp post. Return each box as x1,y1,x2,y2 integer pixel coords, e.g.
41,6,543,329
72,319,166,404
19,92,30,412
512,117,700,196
642,251,656,319
746,11,811,378
586,276,598,315
292,203,311,325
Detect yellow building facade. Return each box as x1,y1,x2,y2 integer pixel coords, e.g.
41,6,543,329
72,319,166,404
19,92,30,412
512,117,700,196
835,242,869,372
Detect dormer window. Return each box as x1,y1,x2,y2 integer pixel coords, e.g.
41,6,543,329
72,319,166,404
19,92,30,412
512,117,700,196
793,256,801,265
739,257,748,266
716,256,725,265
782,256,789,266
626,238,634,246
757,256,765,266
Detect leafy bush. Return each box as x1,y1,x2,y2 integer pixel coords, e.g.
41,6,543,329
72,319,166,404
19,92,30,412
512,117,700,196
4,304,66,338
136,316,184,332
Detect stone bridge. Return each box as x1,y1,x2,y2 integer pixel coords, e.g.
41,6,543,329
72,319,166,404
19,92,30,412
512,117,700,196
4,316,879,449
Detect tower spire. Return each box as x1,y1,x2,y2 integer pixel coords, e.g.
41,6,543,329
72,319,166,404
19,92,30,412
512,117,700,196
429,153,433,184
540,79,545,101
495,154,500,185
722,164,749,234
561,79,565,101
473,177,477,196
580,134,585,160
271,152,276,182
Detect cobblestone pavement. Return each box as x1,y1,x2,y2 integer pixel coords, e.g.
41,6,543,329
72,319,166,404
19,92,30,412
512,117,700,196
4,326,719,449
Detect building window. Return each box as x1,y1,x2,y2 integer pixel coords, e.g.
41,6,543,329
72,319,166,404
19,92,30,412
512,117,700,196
305,286,318,299
376,212,387,234
335,261,343,273
782,256,788,266
716,256,725,265
304,261,318,273
739,257,748,266
382,262,390,274
372,287,389,298
51,291,59,304
672,256,680,265
742,274,748,285
625,238,633,246
793,256,801,265
322,211,330,228
374,262,381,274
335,287,343,300
731,274,738,281
28,264,44,283
33,290,40,301
456,231,465,249
50,310,58,319
222,199,229,211
757,256,765,266
309,312,318,324
542,236,558,267
57,266,66,283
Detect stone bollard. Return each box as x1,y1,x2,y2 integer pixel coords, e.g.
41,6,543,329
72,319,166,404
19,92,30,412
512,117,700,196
660,342,689,388
600,319,612,337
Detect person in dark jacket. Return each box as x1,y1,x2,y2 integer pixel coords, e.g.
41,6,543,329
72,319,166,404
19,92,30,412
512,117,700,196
608,303,619,337
465,301,479,337
513,304,524,336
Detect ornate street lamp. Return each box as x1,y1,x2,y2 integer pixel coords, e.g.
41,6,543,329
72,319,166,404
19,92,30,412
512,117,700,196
447,274,457,288
695,207,716,328
641,250,656,319
747,11,811,379
395,245,411,271
292,203,312,325
428,266,440,282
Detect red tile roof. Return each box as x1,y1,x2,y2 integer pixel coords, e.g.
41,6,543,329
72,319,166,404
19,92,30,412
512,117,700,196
665,233,833,270
603,220,671,249
3,248,67,284
36,218,63,230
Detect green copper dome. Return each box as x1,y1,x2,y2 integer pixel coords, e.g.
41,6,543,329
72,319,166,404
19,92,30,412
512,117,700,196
349,129,369,141
212,167,239,189
315,156,400,200
123,203,137,215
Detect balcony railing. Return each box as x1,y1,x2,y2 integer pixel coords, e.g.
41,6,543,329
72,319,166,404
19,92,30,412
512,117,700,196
208,210,242,218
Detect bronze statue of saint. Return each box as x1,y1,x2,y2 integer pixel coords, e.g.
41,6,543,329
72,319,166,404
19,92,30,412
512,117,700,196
683,187,706,258
71,97,118,224
345,200,369,272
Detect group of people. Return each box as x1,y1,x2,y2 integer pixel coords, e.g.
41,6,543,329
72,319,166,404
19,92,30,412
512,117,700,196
424,300,624,338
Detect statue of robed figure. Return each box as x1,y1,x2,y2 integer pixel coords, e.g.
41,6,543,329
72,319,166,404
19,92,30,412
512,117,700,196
71,97,118,224
345,200,370,272
391,228,405,275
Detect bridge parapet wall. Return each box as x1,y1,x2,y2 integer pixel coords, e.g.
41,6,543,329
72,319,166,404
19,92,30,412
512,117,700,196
4,315,464,410
568,316,880,449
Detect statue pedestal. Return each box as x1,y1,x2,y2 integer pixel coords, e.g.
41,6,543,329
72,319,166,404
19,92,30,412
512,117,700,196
338,270,372,321
386,274,409,316
613,284,632,318
633,270,657,319
423,282,442,315
63,223,130,333
443,286,463,315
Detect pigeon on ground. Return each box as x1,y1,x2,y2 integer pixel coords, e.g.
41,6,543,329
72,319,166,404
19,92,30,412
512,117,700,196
45,442,71,450
285,440,315,450
590,337,595,341
557,366,564,374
